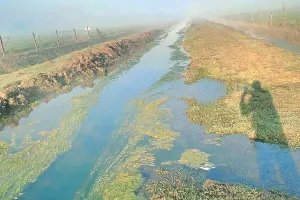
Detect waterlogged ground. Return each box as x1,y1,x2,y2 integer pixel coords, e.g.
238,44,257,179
0,22,300,200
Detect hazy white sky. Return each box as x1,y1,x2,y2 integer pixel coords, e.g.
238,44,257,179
0,0,299,35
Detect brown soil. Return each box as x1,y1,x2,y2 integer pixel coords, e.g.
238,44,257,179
0,29,163,129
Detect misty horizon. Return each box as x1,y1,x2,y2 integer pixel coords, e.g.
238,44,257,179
1,0,300,36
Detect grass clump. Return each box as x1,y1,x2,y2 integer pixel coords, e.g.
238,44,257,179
145,168,296,200
182,97,253,137
162,149,215,170
179,149,214,169
0,141,10,154
201,180,296,200
182,22,300,148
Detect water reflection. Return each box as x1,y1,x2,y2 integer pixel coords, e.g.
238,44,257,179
240,80,300,194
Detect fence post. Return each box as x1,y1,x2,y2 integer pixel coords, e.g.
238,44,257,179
73,28,78,43
32,32,38,50
251,12,254,23
56,30,60,47
269,12,273,27
0,36,5,58
260,12,262,25
87,26,90,40
96,28,101,39
283,3,286,30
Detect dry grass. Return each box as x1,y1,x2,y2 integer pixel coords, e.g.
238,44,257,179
183,22,300,148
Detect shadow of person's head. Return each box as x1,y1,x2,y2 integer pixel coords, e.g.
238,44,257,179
252,80,261,90
240,81,288,147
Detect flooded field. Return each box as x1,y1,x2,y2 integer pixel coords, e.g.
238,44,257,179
1,21,300,199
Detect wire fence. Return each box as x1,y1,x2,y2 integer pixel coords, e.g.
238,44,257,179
226,6,300,30
0,26,142,58
0,26,147,71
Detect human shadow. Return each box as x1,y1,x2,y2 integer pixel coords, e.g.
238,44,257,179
240,81,300,195
240,80,286,146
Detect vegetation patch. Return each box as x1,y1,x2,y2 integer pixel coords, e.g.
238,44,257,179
86,98,180,199
0,81,105,200
182,22,300,148
0,141,10,154
145,168,295,200
145,30,189,93
201,180,296,200
202,138,222,146
162,149,215,170
179,149,214,169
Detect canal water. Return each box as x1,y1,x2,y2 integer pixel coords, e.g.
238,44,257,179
1,21,300,200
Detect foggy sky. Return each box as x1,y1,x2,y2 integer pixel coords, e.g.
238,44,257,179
1,0,299,36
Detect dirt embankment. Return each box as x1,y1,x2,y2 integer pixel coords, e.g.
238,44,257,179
0,29,163,129
218,19,300,45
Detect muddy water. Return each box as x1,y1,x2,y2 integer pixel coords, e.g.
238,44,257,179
2,21,300,200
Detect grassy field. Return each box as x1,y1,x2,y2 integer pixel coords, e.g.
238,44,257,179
182,22,300,148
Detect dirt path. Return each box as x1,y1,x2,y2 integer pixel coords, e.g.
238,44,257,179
182,22,300,148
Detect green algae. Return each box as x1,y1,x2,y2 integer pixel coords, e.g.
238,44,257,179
145,32,189,93
86,97,180,199
0,83,105,200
